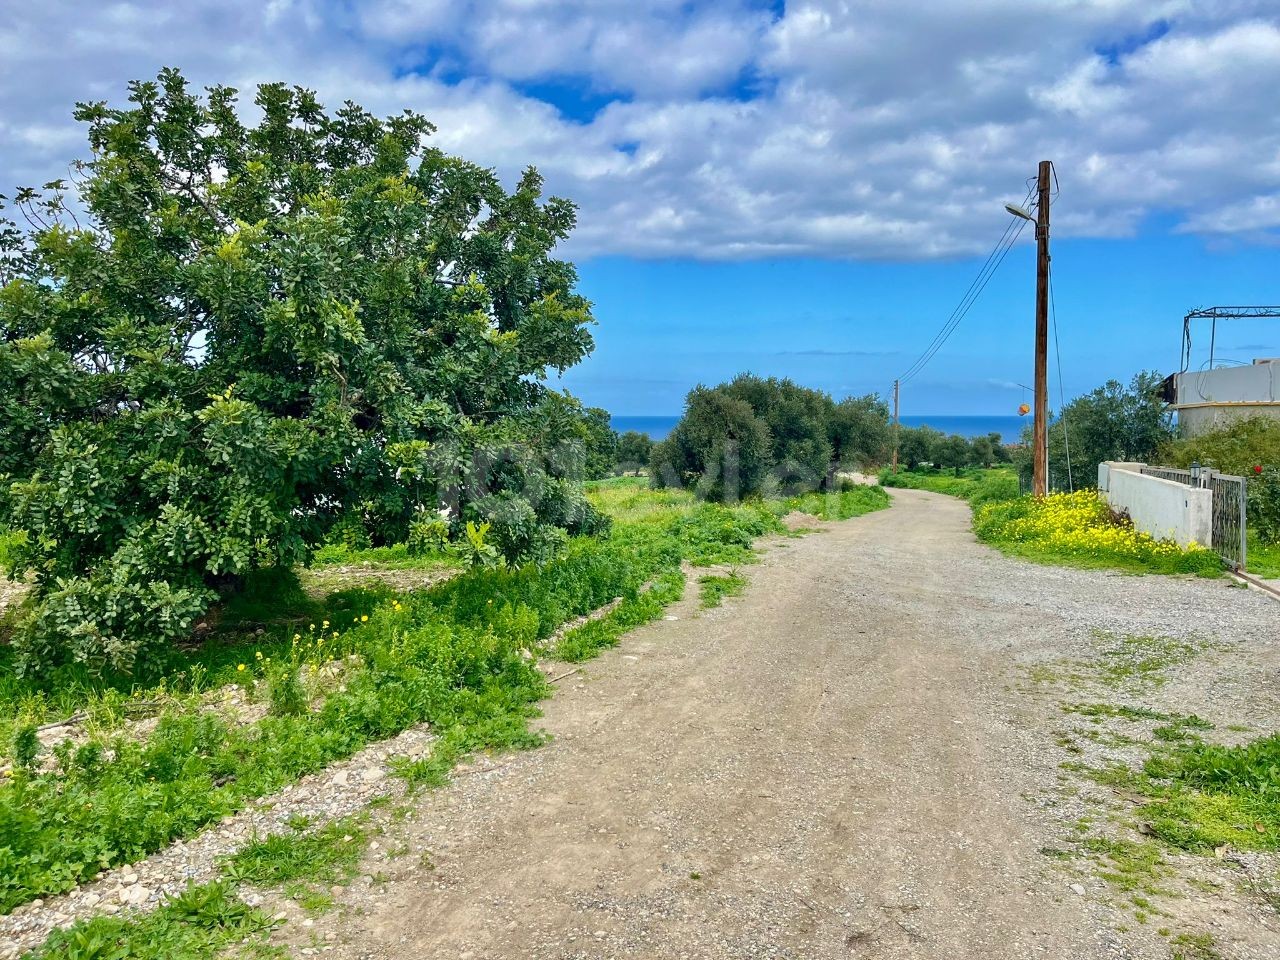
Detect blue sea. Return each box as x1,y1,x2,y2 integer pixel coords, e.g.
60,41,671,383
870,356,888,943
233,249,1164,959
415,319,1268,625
612,414,1027,444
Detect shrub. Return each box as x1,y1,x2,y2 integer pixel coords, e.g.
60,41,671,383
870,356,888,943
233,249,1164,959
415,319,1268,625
649,388,773,501
615,431,654,473
265,663,308,718
1016,371,1173,491
1249,466,1280,545
1159,417,1280,477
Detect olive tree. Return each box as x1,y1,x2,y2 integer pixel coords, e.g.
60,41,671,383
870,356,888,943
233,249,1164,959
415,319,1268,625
0,70,605,675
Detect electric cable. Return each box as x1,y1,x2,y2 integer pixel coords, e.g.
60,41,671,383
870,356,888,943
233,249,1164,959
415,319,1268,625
897,183,1037,386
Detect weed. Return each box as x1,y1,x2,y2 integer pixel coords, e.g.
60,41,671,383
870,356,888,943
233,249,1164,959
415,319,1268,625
1091,633,1212,691
973,492,1222,577
1170,931,1223,960
28,880,274,959
224,818,367,888
698,571,747,609
1078,837,1170,895
264,664,307,718
1063,703,1170,723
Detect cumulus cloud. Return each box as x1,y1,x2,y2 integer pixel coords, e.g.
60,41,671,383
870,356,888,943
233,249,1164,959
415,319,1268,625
1,0,1277,260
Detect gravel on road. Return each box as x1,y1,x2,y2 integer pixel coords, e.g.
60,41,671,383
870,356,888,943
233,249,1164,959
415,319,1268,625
273,488,1279,960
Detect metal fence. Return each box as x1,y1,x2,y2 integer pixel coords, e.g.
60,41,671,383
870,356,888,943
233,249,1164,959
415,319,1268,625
1140,465,1248,570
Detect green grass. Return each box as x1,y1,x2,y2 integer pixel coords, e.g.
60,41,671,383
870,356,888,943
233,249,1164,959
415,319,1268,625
1246,531,1280,579
224,816,369,912
781,485,892,520
1170,931,1224,960
1137,734,1280,852
698,571,747,609
1092,633,1211,691
311,541,460,572
0,485,817,915
1049,636,1280,856
878,466,1018,506
1078,836,1170,895
584,475,698,523
27,879,278,960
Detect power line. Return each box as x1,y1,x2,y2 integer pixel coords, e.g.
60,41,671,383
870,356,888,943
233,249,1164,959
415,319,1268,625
897,183,1037,386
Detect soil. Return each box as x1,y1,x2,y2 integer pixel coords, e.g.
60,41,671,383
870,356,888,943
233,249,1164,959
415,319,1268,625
268,489,1280,960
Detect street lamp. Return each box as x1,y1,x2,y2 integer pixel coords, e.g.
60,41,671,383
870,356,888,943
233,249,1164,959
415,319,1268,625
1005,202,1034,221
1191,461,1202,486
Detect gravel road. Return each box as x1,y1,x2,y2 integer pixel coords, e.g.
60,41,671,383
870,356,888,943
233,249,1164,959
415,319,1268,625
234,491,1280,957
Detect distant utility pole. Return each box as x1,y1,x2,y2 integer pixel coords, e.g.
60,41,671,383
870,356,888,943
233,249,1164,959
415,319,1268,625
891,379,900,471
1032,160,1051,497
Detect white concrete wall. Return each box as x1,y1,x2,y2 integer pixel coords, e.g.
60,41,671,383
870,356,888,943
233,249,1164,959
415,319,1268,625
1097,461,1146,493
1100,463,1213,548
1175,363,1278,405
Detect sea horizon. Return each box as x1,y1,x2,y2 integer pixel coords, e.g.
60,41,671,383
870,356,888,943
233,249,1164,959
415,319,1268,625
612,414,1029,444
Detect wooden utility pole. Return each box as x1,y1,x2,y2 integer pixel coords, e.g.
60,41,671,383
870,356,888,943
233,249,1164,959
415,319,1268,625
1032,160,1051,497
891,379,900,471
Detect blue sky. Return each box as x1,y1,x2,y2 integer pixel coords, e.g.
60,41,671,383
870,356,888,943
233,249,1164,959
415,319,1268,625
561,231,1280,415
2,1,1278,414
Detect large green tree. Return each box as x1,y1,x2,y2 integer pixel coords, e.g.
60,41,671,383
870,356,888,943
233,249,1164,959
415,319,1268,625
829,395,892,468
0,70,605,675
650,374,891,499
649,387,773,501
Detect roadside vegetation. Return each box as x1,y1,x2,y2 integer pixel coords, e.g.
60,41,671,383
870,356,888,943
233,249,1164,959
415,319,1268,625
878,465,1017,507
974,492,1222,576
1,470,890,934
1031,630,1277,952
881,467,1221,576
1159,418,1280,578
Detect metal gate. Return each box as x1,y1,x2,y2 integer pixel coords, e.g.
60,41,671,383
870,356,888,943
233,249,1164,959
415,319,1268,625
1140,466,1248,570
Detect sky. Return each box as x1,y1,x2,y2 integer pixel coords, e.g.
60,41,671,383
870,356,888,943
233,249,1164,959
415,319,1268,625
2,1,1278,415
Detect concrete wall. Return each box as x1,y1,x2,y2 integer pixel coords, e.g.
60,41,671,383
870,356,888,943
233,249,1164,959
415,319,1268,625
1100,462,1213,548
1175,403,1280,437
1173,361,1280,437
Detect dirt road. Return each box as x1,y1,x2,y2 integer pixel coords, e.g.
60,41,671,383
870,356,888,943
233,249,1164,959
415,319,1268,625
302,489,1279,960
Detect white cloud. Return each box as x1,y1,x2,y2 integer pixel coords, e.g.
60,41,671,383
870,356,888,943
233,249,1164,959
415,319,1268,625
0,0,1278,259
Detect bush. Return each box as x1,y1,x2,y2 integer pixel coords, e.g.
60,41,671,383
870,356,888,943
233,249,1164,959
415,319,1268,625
615,431,654,473
652,374,891,500
1016,371,1173,491
649,388,773,501
1159,417,1280,478
1159,417,1280,545
1249,466,1280,545
0,70,601,675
